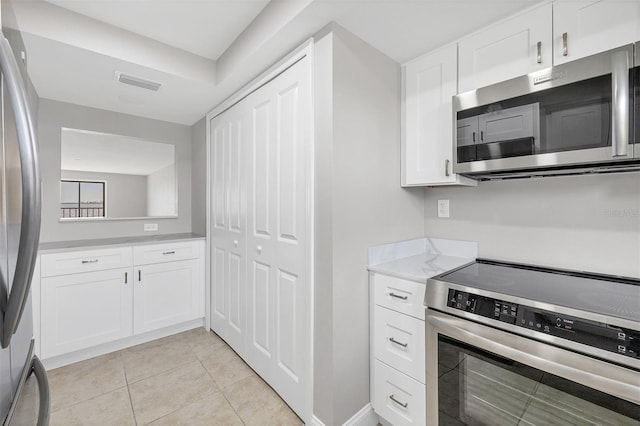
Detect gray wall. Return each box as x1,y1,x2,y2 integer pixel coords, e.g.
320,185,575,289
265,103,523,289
37,98,192,242
61,170,147,218
313,25,425,425
191,117,206,236
423,172,640,278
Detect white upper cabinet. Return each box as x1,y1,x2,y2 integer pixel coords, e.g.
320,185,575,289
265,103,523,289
553,0,640,65
458,4,552,93
402,44,476,187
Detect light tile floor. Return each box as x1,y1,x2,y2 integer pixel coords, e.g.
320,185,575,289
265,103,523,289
47,328,303,425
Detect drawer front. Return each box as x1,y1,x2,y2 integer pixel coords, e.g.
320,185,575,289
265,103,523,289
373,360,426,426
133,241,201,265
374,306,425,383
373,274,426,320
41,247,133,277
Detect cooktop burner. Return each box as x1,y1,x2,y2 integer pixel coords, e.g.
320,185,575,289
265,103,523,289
437,259,640,322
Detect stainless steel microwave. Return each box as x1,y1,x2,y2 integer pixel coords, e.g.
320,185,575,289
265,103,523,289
453,43,640,179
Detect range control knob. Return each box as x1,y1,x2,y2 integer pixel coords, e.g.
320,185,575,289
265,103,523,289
556,318,562,327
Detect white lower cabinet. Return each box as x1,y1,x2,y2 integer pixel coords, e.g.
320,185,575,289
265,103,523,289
373,360,426,426
41,267,133,358
371,272,426,425
39,239,205,360
134,259,201,334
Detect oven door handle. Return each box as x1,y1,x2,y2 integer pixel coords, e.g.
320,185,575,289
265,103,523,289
428,313,640,404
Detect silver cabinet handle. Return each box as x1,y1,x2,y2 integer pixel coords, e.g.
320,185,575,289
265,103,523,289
480,130,484,142
472,132,476,143
0,36,41,349
124,272,128,284
162,251,175,255
389,394,408,408
611,50,629,157
562,32,568,56
445,159,450,177
389,337,408,348
81,259,99,264
389,292,408,300
138,270,141,282
536,41,542,63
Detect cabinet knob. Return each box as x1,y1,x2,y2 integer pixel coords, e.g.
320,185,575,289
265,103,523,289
257,245,262,254
233,240,239,247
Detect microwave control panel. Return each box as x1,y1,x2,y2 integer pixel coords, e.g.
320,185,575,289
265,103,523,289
447,289,638,360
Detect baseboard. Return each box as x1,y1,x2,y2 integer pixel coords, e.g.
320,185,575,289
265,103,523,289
344,403,378,426
311,403,378,426
310,415,327,426
41,318,205,370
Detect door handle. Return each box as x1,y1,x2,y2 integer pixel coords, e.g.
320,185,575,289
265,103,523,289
536,41,542,63
611,50,629,157
0,36,42,349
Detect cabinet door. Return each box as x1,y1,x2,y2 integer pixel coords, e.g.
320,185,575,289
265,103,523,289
41,268,132,358
134,259,201,334
402,44,475,187
245,54,311,419
209,102,247,353
553,1,640,65
458,4,552,93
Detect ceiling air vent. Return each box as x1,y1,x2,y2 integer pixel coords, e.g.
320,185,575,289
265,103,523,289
116,72,162,92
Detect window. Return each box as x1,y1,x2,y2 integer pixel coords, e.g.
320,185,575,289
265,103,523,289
60,180,105,218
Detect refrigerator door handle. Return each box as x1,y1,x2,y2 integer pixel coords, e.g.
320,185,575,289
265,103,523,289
32,356,50,426
0,35,42,348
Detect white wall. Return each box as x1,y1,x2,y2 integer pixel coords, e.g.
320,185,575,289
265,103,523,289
423,172,640,278
313,25,425,425
61,170,147,218
37,99,192,242
191,117,206,236
147,164,176,216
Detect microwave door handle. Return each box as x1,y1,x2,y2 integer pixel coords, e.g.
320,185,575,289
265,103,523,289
611,50,629,157
0,36,42,348
427,314,640,404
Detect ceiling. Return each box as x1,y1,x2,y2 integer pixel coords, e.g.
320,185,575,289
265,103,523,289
61,128,175,175
4,0,542,126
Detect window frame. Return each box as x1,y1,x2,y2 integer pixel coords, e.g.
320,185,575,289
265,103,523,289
60,179,107,219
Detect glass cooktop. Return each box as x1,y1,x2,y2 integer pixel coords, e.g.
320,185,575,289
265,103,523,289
437,259,640,322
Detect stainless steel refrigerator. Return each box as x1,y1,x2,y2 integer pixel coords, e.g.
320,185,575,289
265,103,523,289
0,24,49,426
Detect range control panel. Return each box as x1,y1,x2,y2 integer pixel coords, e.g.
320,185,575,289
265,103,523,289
447,289,639,360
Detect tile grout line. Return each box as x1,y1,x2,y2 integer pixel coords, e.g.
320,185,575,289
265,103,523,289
121,351,139,426
197,345,248,425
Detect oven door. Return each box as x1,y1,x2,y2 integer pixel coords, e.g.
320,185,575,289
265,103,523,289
426,310,640,426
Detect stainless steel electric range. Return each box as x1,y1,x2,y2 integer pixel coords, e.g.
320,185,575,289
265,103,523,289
425,259,640,426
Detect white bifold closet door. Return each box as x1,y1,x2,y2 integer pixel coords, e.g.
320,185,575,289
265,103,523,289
209,54,311,419
210,102,247,353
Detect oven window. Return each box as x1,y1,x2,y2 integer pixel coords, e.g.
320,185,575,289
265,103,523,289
438,336,640,425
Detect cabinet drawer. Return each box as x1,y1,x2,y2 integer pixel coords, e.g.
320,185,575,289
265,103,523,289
373,274,426,320
41,247,133,277
374,306,425,383
133,241,201,265
373,360,425,426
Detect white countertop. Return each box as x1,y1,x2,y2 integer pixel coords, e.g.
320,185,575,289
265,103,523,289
367,237,478,283
39,233,205,253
